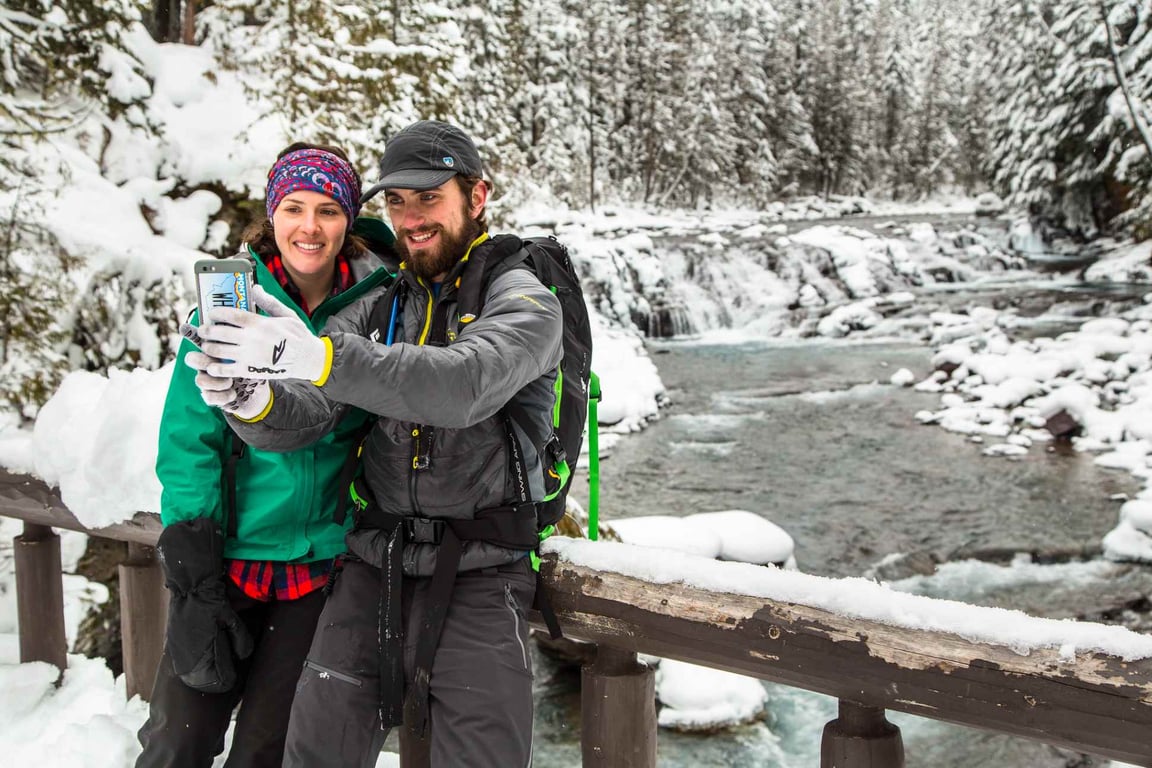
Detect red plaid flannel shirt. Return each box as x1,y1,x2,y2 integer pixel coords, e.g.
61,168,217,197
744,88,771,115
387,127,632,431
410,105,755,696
226,249,355,601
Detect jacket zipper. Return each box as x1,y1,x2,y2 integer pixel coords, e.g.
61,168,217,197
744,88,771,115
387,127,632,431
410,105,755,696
505,582,529,671
410,426,424,514
303,660,363,687
409,276,436,513
415,276,434,345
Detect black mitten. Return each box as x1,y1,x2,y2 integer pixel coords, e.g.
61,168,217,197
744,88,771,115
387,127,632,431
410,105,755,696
157,518,254,693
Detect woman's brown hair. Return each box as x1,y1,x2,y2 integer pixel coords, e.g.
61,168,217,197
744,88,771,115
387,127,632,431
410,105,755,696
242,142,369,260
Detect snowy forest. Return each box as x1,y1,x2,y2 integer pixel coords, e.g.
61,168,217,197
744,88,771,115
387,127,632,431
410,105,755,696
1,0,1151,417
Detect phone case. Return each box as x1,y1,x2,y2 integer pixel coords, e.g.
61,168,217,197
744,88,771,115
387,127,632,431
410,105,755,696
195,259,255,319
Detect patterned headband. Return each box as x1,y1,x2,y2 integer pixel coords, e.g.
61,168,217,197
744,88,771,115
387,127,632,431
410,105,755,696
266,148,361,225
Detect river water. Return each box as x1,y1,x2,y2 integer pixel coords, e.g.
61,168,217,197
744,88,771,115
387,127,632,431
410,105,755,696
536,280,1152,766
587,338,1135,577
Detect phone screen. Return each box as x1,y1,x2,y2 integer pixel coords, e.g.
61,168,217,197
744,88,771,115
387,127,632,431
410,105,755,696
198,270,253,313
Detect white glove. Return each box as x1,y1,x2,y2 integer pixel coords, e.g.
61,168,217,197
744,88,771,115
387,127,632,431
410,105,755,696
184,350,271,420
198,284,328,382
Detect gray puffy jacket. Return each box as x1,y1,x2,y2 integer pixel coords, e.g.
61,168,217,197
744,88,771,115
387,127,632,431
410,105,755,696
228,234,564,576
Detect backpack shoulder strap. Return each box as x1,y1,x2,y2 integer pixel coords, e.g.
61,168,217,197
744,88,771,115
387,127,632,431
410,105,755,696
455,235,529,323
332,418,375,526
221,426,245,539
366,276,405,346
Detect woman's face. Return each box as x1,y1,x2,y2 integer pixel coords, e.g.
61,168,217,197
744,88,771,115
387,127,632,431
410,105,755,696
272,189,348,280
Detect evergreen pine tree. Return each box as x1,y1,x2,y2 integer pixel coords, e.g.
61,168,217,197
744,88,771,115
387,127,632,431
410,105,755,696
202,0,457,173
984,0,1152,236
1095,0,1152,237
908,3,959,197
879,0,918,197
452,0,580,211
0,161,80,417
716,1,783,205
555,0,624,209
615,0,662,202
806,1,861,194
953,5,993,193
0,1,149,417
762,0,819,196
654,0,727,206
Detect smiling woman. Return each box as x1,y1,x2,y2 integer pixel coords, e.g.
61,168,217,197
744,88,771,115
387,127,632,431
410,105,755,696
136,144,396,768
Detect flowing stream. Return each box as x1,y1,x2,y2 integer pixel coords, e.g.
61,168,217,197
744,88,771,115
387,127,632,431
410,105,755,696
533,277,1152,767
583,337,1134,577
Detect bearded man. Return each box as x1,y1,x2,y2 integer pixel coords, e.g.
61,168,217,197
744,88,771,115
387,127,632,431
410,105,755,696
188,121,563,768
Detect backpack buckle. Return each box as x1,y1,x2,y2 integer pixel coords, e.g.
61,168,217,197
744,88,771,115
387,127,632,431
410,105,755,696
405,517,445,544
349,479,371,514
544,433,566,464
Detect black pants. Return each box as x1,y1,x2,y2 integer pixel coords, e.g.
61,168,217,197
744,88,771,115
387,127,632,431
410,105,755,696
135,582,327,768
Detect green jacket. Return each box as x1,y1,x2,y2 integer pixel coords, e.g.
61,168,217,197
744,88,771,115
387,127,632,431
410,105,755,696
156,241,393,562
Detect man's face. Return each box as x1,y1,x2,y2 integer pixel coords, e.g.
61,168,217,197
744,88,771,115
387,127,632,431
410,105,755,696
385,179,486,281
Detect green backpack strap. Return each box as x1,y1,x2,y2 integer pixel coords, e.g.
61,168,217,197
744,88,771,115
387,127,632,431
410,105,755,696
333,419,376,526
587,372,602,541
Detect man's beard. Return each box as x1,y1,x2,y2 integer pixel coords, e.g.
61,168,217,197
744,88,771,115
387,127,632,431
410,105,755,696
397,214,482,281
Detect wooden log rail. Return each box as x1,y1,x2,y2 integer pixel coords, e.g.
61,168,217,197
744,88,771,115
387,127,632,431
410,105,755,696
4,468,1152,767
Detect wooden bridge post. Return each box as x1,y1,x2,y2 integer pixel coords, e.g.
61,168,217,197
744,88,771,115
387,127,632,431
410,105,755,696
581,645,657,767
398,728,431,768
14,522,68,673
119,541,167,701
821,699,904,768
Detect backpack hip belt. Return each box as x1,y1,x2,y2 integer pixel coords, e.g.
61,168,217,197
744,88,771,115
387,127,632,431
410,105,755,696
349,478,539,736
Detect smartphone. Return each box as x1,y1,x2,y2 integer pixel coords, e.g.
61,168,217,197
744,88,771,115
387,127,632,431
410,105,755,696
195,258,256,322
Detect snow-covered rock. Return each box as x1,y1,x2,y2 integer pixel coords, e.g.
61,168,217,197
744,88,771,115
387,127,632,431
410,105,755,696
974,192,1006,217
656,659,768,732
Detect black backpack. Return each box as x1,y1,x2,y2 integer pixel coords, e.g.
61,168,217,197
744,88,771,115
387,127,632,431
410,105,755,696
490,236,594,537
363,234,594,537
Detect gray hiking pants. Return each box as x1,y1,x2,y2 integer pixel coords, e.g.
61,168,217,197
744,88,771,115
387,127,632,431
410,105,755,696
282,557,536,768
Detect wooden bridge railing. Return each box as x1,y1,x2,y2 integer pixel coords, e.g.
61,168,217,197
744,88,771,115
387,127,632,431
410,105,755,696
4,467,1152,767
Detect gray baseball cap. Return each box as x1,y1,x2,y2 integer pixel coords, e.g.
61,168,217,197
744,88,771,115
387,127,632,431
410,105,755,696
360,121,484,202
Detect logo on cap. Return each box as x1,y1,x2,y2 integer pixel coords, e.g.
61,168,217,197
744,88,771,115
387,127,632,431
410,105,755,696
443,156,455,167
